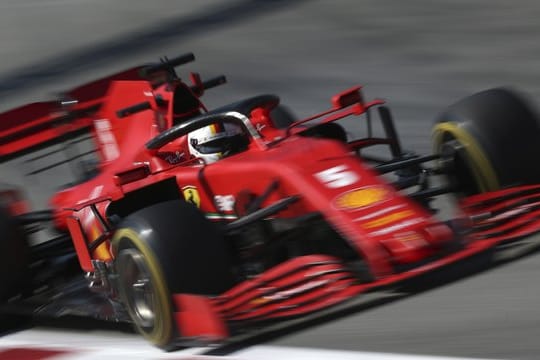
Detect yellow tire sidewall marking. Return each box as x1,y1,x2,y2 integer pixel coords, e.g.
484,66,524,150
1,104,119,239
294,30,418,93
433,122,500,192
112,228,174,347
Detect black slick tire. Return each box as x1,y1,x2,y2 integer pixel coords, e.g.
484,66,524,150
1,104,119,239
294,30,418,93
111,200,234,348
0,206,28,301
433,87,540,195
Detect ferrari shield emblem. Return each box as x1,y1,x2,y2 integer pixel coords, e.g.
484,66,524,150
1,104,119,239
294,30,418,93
182,186,201,208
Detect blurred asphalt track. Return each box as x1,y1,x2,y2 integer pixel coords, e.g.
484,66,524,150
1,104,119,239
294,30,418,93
1,0,540,358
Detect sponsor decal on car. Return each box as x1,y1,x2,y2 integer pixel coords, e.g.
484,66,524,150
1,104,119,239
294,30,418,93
333,185,391,210
364,210,415,228
392,231,428,248
159,151,185,164
353,204,406,221
205,213,238,220
370,218,424,236
94,118,119,161
182,185,201,208
214,194,236,212
315,165,359,188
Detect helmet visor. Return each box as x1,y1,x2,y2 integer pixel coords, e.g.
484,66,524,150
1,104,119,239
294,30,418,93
195,137,231,154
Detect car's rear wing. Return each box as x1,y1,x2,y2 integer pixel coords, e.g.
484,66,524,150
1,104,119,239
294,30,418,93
0,66,147,162
0,52,198,163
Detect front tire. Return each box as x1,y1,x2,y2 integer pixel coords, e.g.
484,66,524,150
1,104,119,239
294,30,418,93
112,200,234,348
433,88,540,195
114,233,174,347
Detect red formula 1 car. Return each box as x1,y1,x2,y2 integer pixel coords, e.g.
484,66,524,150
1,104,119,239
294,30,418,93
1,53,540,349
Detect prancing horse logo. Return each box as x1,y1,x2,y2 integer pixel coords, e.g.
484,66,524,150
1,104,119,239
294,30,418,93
181,186,201,208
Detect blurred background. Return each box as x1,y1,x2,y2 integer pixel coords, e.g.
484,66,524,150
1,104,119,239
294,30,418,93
1,0,540,359
3,0,540,153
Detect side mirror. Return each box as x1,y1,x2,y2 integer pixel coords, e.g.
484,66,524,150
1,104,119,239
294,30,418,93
114,163,150,186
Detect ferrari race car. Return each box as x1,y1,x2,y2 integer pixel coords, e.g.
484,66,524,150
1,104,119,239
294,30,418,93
1,52,540,349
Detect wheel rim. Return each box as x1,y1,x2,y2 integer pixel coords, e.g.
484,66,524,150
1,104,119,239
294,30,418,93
440,139,481,196
433,122,499,192
118,249,156,329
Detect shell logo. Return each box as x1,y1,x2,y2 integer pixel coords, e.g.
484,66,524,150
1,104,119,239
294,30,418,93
334,186,391,210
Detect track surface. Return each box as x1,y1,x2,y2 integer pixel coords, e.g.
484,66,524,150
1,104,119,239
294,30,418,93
1,1,540,359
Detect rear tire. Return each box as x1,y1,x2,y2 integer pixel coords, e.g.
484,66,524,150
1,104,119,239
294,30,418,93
0,206,29,332
112,200,234,348
0,206,29,300
271,105,296,129
433,88,540,195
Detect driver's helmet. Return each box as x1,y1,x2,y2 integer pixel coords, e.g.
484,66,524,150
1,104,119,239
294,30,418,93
188,122,245,164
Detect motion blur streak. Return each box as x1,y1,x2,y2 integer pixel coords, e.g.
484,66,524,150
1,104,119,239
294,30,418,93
0,331,498,360
1,1,540,359
0,0,308,97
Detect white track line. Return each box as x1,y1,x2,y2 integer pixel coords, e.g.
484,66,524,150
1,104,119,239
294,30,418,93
0,328,499,360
